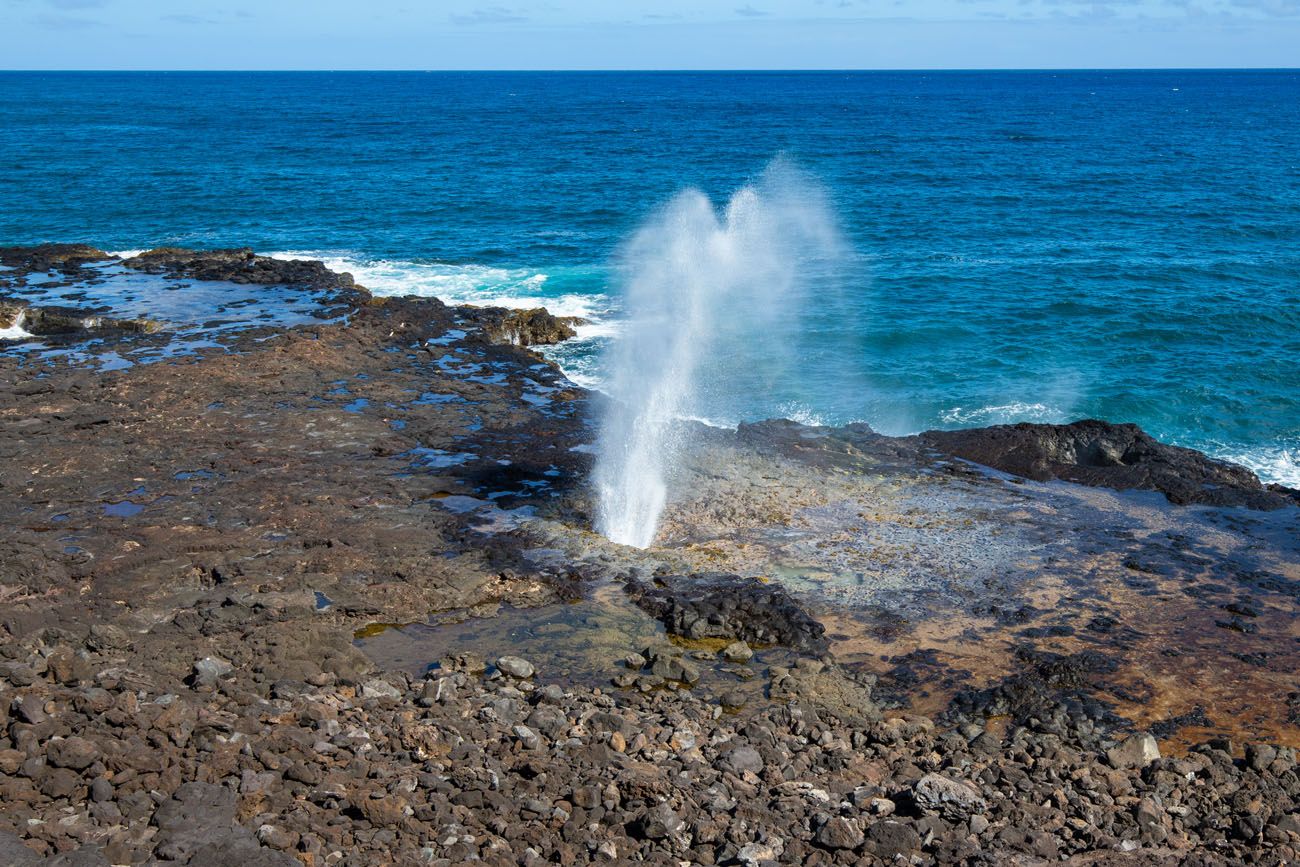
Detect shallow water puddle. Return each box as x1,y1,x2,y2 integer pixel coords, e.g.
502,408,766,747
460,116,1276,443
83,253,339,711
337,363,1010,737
428,495,538,533
102,501,144,518
357,582,776,705
0,259,350,369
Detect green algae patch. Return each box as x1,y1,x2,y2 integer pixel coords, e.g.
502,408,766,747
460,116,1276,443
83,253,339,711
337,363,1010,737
352,621,409,640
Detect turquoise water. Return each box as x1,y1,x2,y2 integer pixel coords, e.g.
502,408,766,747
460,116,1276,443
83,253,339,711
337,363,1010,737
2,71,1297,484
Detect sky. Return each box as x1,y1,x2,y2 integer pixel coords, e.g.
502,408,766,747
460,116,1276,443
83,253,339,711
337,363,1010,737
3,0,1300,69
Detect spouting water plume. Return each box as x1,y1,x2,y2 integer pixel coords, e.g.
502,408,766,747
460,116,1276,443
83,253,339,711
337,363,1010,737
594,160,846,548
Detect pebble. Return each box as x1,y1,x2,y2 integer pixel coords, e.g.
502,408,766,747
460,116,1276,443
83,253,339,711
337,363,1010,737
190,656,234,688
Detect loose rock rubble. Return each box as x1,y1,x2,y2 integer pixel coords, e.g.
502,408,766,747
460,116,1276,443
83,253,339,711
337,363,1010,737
3,642,1300,866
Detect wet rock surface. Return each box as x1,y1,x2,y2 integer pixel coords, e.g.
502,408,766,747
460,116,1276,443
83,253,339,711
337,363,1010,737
468,306,584,347
0,246,1297,864
626,572,830,653
120,247,361,294
0,300,160,337
922,419,1299,509
0,244,113,272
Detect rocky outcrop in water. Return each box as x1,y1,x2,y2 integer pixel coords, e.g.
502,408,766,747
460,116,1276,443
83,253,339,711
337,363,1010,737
0,244,111,272
625,573,830,654
122,248,362,294
923,419,1297,509
0,301,160,337
470,306,584,347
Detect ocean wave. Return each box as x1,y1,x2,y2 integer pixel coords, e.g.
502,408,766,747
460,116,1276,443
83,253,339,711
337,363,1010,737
268,251,610,322
108,249,146,259
939,402,1069,426
777,403,829,427
269,251,619,391
1209,444,1300,489
678,414,738,430
0,318,34,341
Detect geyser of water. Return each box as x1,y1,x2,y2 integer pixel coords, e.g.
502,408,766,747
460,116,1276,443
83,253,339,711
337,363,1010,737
594,160,845,548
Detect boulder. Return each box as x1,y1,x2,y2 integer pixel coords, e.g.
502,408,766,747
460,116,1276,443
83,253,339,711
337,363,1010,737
865,820,922,860
626,573,828,653
630,802,686,841
815,817,865,851
496,655,535,679
46,736,100,771
913,774,987,821
474,307,583,346
1107,732,1161,769
0,829,42,867
722,640,754,663
716,745,764,776
360,679,402,701
190,656,234,688
922,420,1297,510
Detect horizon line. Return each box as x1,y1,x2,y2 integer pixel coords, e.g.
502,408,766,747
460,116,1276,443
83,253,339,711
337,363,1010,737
3,67,1299,74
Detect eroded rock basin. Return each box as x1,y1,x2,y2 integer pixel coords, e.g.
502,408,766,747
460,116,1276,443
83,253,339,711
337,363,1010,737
661,429,1299,751
360,416,1300,752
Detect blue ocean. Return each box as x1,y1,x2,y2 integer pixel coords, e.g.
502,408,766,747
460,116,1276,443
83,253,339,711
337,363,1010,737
2,70,1297,484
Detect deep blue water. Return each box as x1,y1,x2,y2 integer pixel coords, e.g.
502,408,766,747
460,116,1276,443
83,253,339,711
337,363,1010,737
2,70,1298,483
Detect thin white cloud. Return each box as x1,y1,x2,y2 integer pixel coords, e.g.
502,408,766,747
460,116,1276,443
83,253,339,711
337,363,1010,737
450,6,528,25
1230,0,1300,14
162,12,215,24
33,11,102,28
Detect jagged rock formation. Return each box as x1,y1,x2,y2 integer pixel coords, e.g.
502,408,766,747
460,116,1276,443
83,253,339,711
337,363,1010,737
923,419,1298,509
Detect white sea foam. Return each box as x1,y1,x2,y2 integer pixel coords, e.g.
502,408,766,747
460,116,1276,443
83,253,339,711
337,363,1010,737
1211,444,1300,488
0,310,33,341
270,249,612,327
268,251,619,393
108,250,146,259
778,403,830,428
939,402,1068,426
273,250,544,303
679,414,738,430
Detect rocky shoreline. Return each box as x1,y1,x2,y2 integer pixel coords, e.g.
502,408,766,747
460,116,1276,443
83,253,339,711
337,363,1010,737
1,245,1298,865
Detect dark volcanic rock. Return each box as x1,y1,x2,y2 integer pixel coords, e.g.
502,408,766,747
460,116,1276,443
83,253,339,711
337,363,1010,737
0,300,160,337
470,306,583,346
152,782,295,865
46,736,100,770
123,247,361,293
0,244,111,272
922,419,1296,509
626,572,829,653
944,646,1124,745
0,830,42,867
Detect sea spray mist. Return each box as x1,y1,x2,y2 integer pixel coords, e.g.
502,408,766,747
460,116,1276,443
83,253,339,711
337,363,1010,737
594,159,846,548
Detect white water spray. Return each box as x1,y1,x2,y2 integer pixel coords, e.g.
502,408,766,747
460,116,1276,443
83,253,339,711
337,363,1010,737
594,160,845,548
